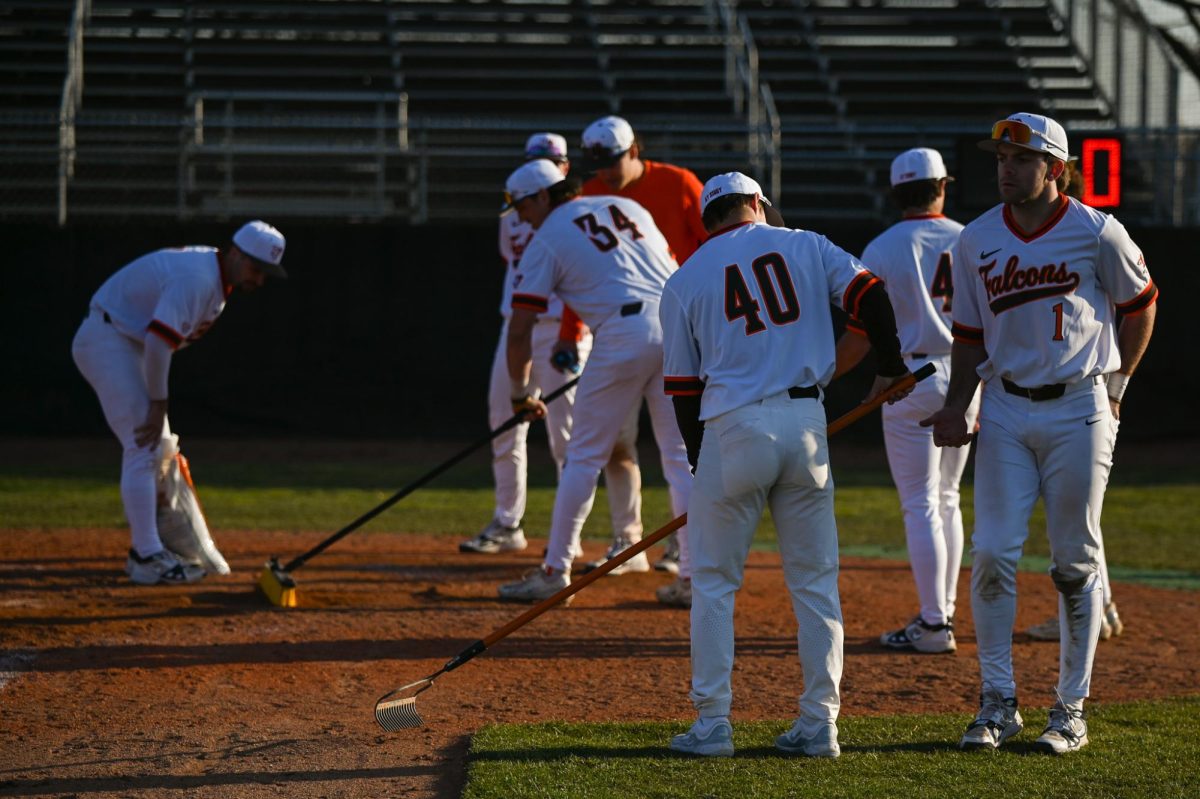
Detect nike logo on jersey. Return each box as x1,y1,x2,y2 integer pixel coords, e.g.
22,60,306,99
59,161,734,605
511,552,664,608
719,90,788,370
1086,418,1102,426
979,255,1080,314
980,248,1003,259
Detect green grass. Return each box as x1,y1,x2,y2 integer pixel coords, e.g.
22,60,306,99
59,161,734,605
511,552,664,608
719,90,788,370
2,439,1197,583
461,697,1200,799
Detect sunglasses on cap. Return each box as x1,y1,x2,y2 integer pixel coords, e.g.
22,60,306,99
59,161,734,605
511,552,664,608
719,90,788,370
500,190,536,212
989,119,1067,155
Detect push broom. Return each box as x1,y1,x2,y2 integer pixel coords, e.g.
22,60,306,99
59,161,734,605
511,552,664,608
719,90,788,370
257,376,582,607
374,363,935,730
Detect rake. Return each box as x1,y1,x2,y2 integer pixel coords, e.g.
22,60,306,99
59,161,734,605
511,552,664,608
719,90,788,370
374,363,935,730
257,376,581,607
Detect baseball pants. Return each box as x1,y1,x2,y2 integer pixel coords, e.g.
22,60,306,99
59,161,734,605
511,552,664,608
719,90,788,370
71,310,169,558
541,307,691,575
970,377,1115,705
487,319,641,542
881,354,980,625
688,390,842,735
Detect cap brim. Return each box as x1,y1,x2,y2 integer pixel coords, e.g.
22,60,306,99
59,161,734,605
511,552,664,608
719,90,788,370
250,256,287,279
579,149,627,172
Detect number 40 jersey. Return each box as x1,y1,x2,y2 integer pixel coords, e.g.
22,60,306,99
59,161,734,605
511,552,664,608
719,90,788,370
661,221,878,421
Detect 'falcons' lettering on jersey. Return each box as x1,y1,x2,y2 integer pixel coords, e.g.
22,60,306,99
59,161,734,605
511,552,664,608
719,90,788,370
980,255,1080,313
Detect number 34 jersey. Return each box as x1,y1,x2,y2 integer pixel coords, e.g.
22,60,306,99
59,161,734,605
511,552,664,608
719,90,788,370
661,221,878,421
511,195,677,329
951,196,1157,388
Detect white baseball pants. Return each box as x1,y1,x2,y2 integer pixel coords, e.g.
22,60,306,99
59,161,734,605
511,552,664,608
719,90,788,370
970,377,1115,705
71,310,169,558
688,391,842,734
487,319,641,541
881,354,980,625
541,308,691,575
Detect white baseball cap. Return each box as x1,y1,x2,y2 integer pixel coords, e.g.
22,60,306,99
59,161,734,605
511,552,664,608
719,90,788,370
524,132,568,162
580,115,635,170
700,172,772,213
232,220,286,277
890,147,952,186
979,112,1070,160
501,159,565,213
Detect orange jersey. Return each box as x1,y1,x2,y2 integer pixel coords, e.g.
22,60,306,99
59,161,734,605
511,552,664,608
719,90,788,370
582,160,707,263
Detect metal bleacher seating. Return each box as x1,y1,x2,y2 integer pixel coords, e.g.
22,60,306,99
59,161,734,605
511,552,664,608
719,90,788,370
0,0,1140,224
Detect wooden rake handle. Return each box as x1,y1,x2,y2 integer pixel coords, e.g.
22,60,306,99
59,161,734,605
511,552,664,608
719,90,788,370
439,362,936,672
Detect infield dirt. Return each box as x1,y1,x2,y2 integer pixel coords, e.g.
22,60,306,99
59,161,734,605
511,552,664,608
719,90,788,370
1,528,1197,798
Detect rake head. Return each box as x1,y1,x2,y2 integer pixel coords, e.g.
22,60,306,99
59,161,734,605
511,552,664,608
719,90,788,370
374,677,435,731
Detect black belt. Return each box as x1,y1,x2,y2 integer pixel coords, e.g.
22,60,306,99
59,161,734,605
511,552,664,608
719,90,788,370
1001,378,1065,401
907,352,928,359
620,301,643,317
787,385,819,399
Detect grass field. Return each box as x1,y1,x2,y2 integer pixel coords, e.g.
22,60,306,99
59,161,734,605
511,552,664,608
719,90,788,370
2,438,1198,798
461,698,1200,799
4,439,1198,581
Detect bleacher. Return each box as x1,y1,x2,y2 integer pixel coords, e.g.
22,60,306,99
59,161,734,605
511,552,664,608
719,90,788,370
0,0,1174,225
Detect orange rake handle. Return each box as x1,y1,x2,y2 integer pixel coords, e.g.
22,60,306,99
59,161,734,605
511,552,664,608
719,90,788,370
433,362,936,673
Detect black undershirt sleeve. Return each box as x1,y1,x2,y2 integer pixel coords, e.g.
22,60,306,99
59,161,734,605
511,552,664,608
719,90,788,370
671,394,705,471
855,282,906,377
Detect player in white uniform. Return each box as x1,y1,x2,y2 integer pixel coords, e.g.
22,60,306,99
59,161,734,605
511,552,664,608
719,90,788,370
494,159,692,604
459,133,643,561
922,113,1157,754
836,148,981,654
71,221,287,584
661,173,912,757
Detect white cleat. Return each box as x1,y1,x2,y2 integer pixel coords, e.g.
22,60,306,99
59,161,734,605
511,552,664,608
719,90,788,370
669,718,734,757
959,691,1023,751
497,565,571,604
581,536,650,576
125,548,205,585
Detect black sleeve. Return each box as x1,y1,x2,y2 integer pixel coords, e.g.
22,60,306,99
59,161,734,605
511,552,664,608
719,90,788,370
855,281,906,377
672,394,705,471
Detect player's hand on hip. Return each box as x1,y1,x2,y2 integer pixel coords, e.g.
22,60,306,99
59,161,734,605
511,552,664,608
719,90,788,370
865,373,913,405
512,393,548,420
920,407,972,447
134,399,168,448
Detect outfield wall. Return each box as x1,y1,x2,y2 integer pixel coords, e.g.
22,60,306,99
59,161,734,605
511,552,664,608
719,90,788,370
1,221,1190,442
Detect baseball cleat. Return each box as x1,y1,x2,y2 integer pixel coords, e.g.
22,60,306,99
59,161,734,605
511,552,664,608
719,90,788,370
775,721,840,758
669,718,734,757
459,519,527,554
653,535,681,574
959,691,1023,750
1033,702,1088,754
655,576,692,608
581,536,650,575
497,565,571,603
880,616,956,653
125,548,206,586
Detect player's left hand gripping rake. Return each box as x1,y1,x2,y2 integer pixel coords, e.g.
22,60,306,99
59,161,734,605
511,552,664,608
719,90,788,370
374,363,935,730
257,376,580,607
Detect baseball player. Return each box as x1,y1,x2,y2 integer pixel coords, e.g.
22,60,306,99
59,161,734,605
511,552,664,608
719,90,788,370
1025,160,1124,642
459,133,643,562
661,173,911,757
494,159,692,604
835,148,980,654
574,115,708,590
922,113,1157,754
71,220,287,585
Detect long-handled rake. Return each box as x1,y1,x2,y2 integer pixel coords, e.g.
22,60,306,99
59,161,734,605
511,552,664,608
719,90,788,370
257,376,581,607
374,363,935,730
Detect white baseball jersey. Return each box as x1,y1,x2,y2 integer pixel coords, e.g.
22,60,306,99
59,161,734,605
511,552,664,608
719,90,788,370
853,214,963,356
660,221,879,420
499,211,565,320
511,196,676,327
952,197,1156,387
90,247,229,350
